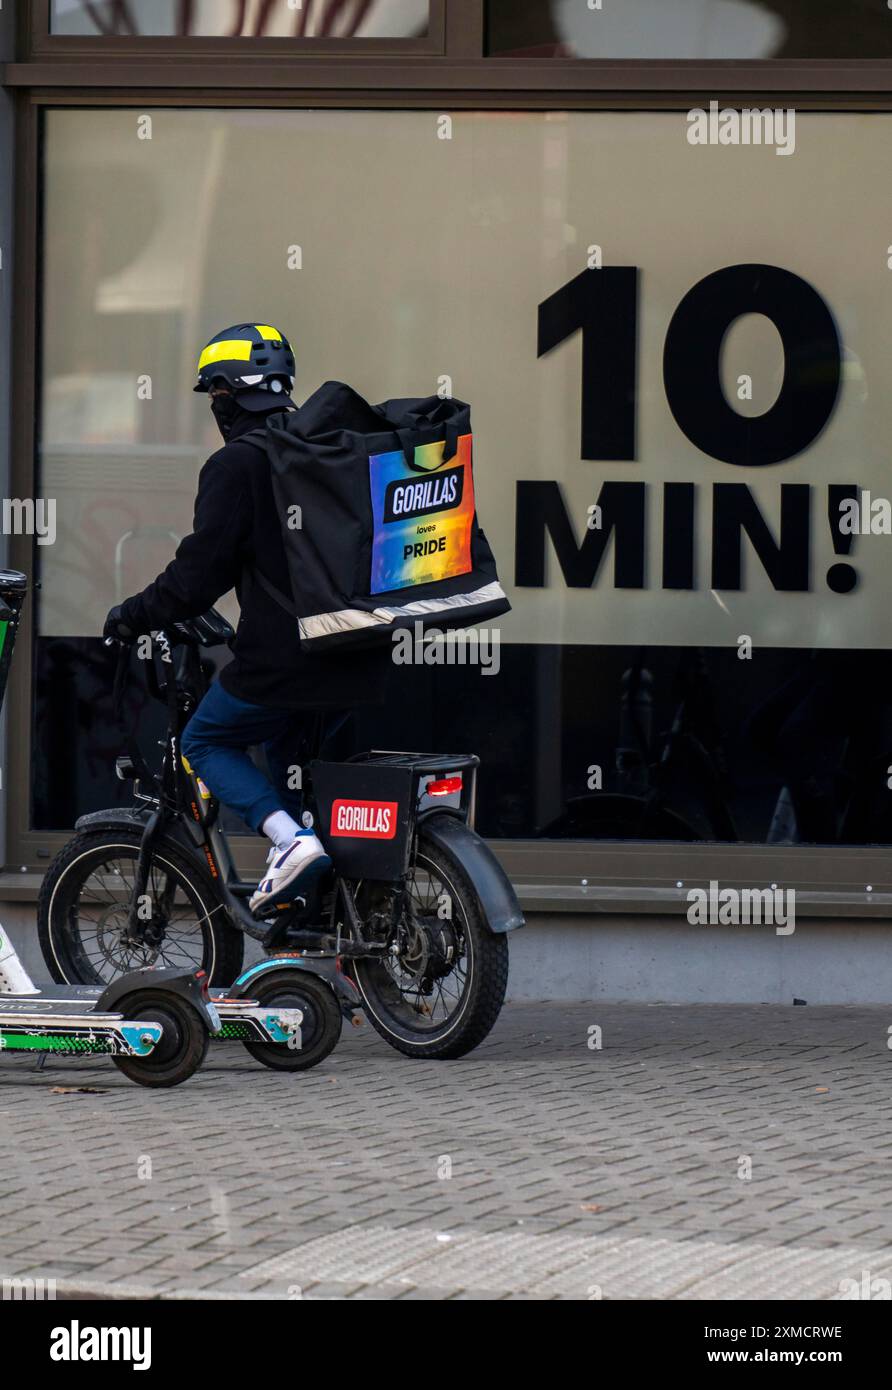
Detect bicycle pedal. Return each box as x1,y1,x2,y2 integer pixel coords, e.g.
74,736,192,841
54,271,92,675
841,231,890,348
251,895,307,922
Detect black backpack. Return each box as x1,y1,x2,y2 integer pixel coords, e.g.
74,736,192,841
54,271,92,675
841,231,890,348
242,381,510,653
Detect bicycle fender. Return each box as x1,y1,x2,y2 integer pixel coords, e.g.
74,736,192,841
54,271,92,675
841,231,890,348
417,812,525,934
75,806,153,834
74,808,199,861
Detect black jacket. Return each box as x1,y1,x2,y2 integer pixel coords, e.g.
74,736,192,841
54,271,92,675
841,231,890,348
120,405,391,710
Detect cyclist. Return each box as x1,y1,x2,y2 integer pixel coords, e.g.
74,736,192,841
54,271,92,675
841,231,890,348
104,323,390,912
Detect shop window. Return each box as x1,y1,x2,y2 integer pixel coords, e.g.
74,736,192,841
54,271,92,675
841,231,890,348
37,108,892,846
51,0,429,39
487,0,892,60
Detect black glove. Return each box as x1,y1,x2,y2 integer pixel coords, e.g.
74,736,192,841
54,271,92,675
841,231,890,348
103,604,136,642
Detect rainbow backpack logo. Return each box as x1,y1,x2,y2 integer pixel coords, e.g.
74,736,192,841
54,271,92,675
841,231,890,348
368,433,475,595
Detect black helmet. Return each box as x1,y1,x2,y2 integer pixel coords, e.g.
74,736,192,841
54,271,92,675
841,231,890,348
194,323,296,411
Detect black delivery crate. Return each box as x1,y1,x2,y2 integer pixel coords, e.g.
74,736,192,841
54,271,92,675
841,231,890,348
309,751,479,881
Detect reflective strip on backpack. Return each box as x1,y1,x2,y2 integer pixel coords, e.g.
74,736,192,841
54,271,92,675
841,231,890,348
298,580,508,642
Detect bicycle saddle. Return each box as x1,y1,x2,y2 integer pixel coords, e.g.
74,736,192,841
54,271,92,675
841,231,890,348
168,608,235,648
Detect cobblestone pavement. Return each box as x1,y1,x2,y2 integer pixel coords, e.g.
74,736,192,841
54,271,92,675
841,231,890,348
1,1001,891,1300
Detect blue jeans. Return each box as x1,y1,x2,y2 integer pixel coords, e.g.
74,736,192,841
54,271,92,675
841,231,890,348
182,681,345,835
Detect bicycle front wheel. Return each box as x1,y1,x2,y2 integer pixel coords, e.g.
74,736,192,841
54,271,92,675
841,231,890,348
38,828,243,987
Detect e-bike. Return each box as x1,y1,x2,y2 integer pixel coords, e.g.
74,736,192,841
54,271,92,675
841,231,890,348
39,609,524,1059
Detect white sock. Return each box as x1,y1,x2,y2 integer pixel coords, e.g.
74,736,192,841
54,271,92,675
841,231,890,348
261,810,302,850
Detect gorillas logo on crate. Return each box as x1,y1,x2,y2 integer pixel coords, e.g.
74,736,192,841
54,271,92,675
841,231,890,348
330,799,399,839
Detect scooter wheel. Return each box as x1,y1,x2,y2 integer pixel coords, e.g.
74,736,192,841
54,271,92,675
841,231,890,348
242,971,341,1072
111,990,209,1088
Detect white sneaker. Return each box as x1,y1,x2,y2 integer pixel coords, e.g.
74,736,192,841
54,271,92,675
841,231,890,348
249,834,331,914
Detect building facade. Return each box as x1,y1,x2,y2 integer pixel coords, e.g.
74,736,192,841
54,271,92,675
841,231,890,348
3,1,892,997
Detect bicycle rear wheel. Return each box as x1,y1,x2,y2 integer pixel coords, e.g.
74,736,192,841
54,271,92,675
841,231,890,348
350,834,509,1060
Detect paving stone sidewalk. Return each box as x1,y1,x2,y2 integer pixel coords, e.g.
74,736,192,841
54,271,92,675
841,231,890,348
1,1001,891,1300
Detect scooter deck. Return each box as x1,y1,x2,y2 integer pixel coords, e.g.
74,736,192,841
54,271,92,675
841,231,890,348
211,1000,302,1046
0,978,302,1050
0,1015,163,1057
0,996,127,1015
0,989,301,1049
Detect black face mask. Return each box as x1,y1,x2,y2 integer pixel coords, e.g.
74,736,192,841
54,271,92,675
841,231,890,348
210,393,240,440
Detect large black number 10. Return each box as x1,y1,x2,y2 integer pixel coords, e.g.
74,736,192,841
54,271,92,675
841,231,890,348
538,263,842,467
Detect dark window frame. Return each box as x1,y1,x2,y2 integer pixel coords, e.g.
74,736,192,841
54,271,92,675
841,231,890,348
7,13,892,904
16,0,892,88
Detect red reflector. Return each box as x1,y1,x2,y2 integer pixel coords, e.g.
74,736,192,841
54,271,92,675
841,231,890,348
426,776,462,797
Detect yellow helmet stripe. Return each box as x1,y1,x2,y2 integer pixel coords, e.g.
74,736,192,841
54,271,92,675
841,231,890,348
254,325,283,341
198,338,254,372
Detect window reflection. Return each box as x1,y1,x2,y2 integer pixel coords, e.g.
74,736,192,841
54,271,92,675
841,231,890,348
487,0,892,60
52,0,429,39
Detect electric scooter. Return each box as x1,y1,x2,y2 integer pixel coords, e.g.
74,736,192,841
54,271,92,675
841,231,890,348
0,923,304,1086
0,572,212,1088
0,572,306,1084
0,921,217,1087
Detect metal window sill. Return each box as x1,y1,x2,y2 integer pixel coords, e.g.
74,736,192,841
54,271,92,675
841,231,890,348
1,869,890,921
